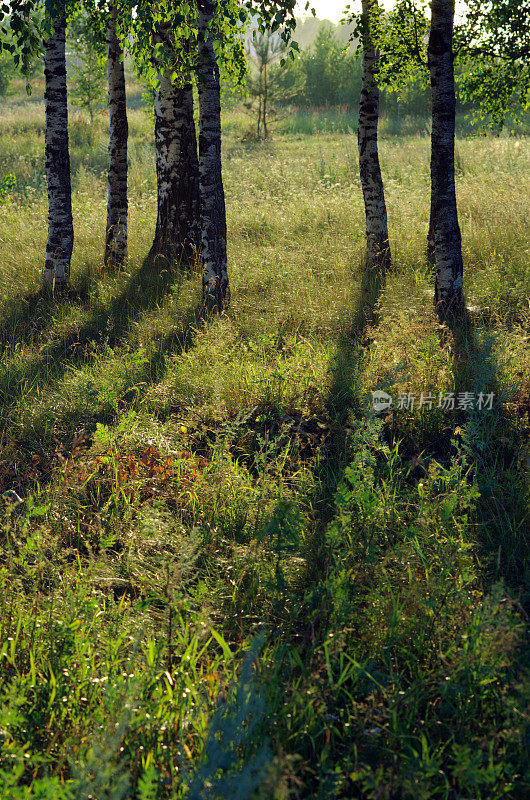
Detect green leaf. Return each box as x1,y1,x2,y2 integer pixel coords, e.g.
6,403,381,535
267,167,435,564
210,627,234,662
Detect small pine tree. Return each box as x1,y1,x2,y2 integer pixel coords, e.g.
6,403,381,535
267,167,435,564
68,13,107,123
245,31,288,139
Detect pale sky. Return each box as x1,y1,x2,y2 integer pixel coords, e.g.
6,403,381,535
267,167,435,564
295,1,395,23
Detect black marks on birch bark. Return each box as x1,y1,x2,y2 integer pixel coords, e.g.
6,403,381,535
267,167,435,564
149,67,200,267
43,2,73,288
197,0,230,308
428,0,465,317
427,193,436,266
105,3,128,268
358,0,391,270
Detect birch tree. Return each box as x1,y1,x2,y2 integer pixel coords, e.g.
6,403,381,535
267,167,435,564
105,1,128,267
148,23,200,266
192,0,304,306
371,0,527,313
358,0,390,269
197,0,229,307
130,0,306,302
424,0,528,312
44,0,74,289
428,0,464,314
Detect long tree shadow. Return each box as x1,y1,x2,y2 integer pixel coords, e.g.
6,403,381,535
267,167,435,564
0,263,173,415
250,287,528,798
310,261,388,537
0,247,201,356
0,257,208,490
239,259,389,784
0,273,94,357
445,311,530,607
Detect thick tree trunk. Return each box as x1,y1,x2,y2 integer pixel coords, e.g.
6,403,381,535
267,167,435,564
43,1,73,289
149,69,200,265
428,0,464,315
358,0,390,269
197,0,230,307
105,3,128,267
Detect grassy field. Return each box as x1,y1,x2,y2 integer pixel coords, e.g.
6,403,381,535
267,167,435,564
0,89,529,799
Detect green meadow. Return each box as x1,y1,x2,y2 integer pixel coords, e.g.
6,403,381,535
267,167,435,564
0,82,529,798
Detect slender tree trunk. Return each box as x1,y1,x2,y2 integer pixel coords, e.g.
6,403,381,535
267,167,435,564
257,67,262,139
428,0,464,315
149,69,200,265
358,0,390,269
105,2,128,267
43,0,73,289
263,61,268,139
88,57,93,124
197,0,230,307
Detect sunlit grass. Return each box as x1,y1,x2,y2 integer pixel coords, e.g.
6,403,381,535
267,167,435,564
0,94,528,798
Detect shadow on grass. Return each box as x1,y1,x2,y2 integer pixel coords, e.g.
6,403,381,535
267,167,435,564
0,277,93,357
0,247,201,354
310,261,388,535
0,257,207,487
242,260,389,784
223,259,388,609
244,288,528,800
446,311,529,607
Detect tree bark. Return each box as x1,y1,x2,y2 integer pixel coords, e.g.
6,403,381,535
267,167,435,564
149,68,200,265
197,0,230,307
358,0,390,269
43,1,73,289
105,3,128,268
428,0,464,315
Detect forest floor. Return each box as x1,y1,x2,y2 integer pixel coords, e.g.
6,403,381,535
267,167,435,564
0,97,529,799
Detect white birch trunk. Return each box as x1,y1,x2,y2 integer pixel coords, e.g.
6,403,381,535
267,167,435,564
428,0,464,315
43,1,73,289
105,3,128,267
197,0,230,307
358,0,390,269
149,58,200,265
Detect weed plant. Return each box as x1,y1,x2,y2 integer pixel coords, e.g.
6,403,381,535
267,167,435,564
0,86,528,798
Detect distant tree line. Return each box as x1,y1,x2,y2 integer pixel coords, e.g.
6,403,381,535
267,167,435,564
250,13,530,127
274,24,425,114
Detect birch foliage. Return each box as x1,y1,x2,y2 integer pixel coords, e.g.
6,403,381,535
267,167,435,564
364,0,529,130
69,11,107,122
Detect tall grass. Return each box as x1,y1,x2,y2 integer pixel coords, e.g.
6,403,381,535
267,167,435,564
0,93,528,798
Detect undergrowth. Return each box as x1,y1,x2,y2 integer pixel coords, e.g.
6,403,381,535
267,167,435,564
0,91,528,798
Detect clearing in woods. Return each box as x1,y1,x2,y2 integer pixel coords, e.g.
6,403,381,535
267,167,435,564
0,95,529,797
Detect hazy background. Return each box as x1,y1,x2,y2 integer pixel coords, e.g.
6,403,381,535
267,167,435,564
294,0,397,23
